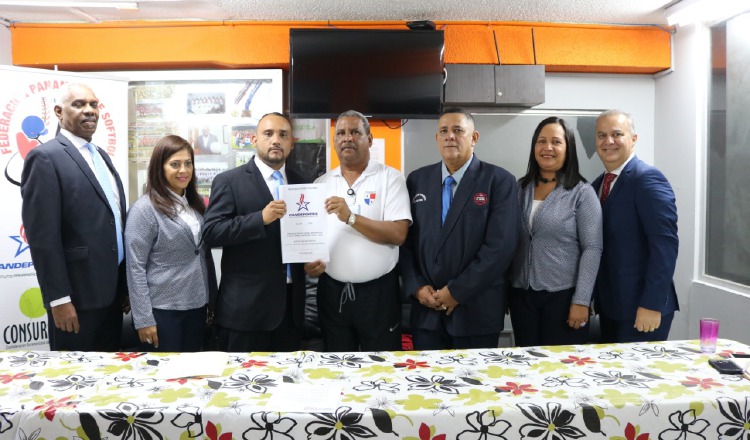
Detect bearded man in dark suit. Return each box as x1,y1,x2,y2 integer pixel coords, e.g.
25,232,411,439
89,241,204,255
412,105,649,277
202,112,306,352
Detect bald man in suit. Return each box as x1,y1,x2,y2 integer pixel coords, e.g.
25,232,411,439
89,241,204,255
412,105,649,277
21,83,127,351
592,109,679,343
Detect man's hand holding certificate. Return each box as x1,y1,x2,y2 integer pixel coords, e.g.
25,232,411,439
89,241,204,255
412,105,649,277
279,184,329,263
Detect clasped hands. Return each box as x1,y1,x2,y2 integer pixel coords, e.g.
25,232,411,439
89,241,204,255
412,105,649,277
415,285,458,315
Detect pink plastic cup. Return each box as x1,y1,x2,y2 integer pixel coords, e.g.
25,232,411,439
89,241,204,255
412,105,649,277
699,318,720,353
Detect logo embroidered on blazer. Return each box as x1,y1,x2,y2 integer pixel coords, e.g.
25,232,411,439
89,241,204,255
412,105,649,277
473,192,488,206
412,193,426,203
364,192,377,205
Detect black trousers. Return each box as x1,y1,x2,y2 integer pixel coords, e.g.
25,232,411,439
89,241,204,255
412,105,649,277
216,284,301,352
137,306,206,353
47,298,122,351
508,287,589,347
317,268,402,352
412,327,500,350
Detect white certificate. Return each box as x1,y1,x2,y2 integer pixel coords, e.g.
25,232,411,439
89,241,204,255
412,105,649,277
279,184,329,263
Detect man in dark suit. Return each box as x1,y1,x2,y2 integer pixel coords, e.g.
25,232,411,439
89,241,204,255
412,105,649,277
21,83,127,351
202,112,306,352
195,126,218,154
592,109,679,343
400,107,521,350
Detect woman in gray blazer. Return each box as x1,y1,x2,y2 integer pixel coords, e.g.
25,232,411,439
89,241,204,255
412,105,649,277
509,117,603,346
125,135,216,352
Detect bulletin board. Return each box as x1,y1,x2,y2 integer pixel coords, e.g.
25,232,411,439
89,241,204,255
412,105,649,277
109,69,284,202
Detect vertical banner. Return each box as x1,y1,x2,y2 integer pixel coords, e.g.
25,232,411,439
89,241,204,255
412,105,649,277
0,66,128,350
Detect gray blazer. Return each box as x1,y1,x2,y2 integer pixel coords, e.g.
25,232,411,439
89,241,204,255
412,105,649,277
510,180,603,305
125,194,214,329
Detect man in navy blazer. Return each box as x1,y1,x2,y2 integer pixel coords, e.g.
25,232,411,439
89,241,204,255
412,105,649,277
400,107,521,349
592,110,679,343
202,112,306,352
21,83,127,351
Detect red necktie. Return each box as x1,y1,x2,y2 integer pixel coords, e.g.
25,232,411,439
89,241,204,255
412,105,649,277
600,173,617,203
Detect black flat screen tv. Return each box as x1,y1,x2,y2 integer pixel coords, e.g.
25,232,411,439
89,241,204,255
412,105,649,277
289,29,444,119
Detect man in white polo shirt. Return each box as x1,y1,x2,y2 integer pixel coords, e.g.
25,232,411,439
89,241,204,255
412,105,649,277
304,110,412,352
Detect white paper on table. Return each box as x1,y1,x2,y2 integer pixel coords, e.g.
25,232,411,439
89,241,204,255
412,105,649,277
370,138,385,165
151,352,229,379
279,184,329,263
264,383,342,413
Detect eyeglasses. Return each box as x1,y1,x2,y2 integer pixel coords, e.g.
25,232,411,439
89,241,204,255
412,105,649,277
167,161,193,170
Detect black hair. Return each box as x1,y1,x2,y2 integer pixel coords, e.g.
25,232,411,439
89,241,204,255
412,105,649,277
146,135,205,217
519,116,586,190
440,106,475,126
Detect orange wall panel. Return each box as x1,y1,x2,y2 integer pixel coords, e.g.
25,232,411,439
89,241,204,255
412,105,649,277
533,26,671,72
10,21,671,73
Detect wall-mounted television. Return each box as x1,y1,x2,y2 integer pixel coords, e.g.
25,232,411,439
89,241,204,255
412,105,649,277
289,29,444,119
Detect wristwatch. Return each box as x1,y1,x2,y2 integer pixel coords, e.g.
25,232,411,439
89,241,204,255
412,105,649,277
347,213,357,226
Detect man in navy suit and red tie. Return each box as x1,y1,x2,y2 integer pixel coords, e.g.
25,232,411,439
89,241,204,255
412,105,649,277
593,109,679,343
400,107,520,350
21,83,127,351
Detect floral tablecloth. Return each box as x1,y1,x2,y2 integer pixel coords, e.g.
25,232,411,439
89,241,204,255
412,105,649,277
1,339,750,440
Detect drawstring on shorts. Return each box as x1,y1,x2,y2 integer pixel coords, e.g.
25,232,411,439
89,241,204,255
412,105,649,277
339,282,356,313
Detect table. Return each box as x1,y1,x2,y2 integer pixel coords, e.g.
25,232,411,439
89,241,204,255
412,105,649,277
1,339,749,440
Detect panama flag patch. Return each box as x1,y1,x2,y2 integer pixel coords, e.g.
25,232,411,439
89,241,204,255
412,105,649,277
364,192,377,205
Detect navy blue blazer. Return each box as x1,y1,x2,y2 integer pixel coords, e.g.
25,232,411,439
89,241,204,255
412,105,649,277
21,133,127,310
400,156,521,337
202,158,306,333
592,156,679,321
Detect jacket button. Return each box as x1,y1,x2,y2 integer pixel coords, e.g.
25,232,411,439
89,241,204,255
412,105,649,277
110,219,115,225
112,245,117,252
195,250,200,255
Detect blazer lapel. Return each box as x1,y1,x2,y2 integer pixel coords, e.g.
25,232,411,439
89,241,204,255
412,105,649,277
246,157,274,202
99,147,127,220
171,213,200,248
61,136,109,205
438,158,479,249
520,183,533,235
424,164,443,236
605,157,638,205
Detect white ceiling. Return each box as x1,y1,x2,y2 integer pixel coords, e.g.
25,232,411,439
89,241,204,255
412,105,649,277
0,0,678,26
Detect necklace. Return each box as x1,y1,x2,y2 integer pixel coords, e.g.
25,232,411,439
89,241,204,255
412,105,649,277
539,177,556,184
338,176,358,200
